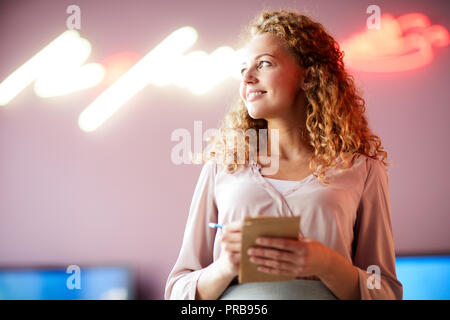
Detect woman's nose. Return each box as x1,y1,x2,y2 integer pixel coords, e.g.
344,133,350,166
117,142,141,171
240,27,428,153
242,69,258,84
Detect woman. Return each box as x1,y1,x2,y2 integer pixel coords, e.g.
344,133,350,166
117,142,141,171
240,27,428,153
164,9,403,300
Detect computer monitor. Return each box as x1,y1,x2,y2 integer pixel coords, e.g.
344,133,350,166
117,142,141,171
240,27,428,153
395,254,450,300
0,266,135,300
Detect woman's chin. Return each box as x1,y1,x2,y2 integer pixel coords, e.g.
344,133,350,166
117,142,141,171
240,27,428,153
248,112,265,120
247,107,268,120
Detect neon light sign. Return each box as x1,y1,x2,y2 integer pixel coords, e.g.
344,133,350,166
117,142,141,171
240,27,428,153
341,13,449,72
0,27,242,132
0,30,104,104
0,13,448,132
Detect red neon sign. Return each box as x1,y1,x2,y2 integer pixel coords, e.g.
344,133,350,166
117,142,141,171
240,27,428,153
341,13,449,72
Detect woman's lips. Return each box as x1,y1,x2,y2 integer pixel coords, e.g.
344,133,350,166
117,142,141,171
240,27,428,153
247,91,267,102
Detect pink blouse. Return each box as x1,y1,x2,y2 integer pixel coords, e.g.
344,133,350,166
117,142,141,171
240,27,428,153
164,153,403,300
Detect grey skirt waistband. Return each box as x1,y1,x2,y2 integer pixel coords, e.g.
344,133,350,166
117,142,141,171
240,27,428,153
219,279,338,300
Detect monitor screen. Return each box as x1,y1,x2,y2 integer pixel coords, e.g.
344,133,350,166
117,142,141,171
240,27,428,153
395,255,450,300
0,266,134,300
1,257,449,299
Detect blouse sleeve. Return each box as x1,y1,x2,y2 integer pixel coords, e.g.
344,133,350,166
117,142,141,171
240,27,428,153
164,160,218,300
352,157,403,300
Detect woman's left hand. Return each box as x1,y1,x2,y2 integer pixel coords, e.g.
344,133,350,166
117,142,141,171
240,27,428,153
247,236,334,278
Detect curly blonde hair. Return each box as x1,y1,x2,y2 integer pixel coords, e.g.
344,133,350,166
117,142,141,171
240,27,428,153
200,9,391,185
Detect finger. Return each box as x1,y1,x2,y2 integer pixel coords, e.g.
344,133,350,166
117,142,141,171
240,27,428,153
249,256,297,270
230,253,241,264
249,254,306,272
223,221,243,233
223,242,241,252
248,247,303,263
256,265,300,277
222,231,242,243
256,237,305,253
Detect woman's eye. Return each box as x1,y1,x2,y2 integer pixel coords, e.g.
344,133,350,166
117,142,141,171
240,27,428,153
258,61,271,68
240,61,271,77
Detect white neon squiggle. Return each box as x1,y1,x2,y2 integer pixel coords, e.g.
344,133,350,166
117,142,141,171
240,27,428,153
173,46,243,95
78,27,200,132
0,30,95,105
78,28,244,132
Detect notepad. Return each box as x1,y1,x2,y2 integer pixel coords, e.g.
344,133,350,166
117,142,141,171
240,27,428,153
239,215,301,284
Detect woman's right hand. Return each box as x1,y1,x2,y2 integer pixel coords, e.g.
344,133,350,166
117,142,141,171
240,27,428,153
196,221,243,299
217,220,243,278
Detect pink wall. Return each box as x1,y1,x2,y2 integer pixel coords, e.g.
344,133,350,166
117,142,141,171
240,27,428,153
0,0,449,299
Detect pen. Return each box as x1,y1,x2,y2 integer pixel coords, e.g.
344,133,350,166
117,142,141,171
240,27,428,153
208,223,223,229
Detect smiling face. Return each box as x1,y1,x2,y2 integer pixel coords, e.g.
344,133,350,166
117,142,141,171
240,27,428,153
239,33,306,120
